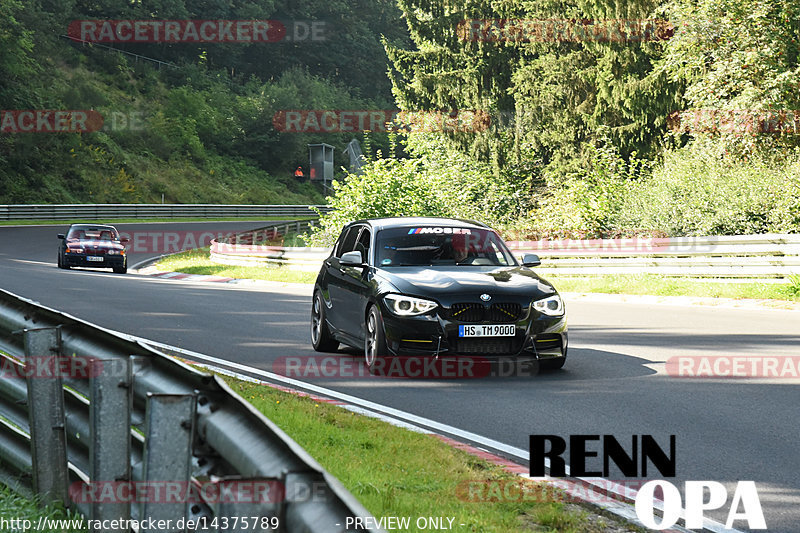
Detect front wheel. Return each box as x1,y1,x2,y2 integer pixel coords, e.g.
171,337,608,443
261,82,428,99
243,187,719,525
113,259,127,274
311,291,339,352
364,305,388,375
538,354,567,371
58,252,69,269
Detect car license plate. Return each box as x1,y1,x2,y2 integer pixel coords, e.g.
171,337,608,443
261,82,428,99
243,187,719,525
459,324,515,337
86,256,104,262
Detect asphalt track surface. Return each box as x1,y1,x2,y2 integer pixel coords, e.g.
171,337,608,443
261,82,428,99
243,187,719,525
1,222,798,532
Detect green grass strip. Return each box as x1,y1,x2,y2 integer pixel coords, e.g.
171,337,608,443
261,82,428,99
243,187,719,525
154,247,318,284
224,377,640,532
545,274,800,302
0,485,86,532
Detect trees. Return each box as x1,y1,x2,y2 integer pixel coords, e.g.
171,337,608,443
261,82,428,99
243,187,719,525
387,0,680,181
662,0,800,152
0,0,37,109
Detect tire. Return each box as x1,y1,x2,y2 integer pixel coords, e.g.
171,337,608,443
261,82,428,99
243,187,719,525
364,305,389,375
58,252,69,269
538,356,566,371
311,291,339,352
113,258,127,274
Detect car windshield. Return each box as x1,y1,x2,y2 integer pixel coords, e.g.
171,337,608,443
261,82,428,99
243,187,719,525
67,227,118,241
375,226,516,267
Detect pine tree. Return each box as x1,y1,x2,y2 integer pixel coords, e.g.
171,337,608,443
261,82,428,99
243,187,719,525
387,0,681,181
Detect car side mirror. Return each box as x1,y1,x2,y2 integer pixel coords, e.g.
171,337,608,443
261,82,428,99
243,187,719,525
340,250,366,267
120,237,130,244
57,234,65,239
522,254,541,267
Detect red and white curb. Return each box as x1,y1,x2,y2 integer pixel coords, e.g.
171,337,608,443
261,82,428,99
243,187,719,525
145,270,236,283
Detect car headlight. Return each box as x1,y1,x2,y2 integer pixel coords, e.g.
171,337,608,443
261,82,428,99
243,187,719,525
107,250,121,255
67,248,84,254
533,295,564,316
384,294,438,316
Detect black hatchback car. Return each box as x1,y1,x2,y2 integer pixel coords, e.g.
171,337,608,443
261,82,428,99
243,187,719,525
57,224,128,273
311,217,567,374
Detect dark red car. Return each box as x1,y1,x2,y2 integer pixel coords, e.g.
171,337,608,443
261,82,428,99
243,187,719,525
57,224,128,274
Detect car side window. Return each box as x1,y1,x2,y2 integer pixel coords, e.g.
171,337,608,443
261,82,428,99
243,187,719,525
336,226,360,258
355,228,371,263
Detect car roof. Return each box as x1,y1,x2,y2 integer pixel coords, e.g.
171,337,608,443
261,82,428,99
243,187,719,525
67,224,119,233
67,224,118,231
348,216,490,232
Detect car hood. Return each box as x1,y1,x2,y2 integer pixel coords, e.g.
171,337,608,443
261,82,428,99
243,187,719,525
375,265,557,304
67,239,125,251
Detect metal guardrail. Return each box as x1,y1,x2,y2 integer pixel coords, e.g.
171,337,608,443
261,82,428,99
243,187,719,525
208,233,800,281
509,234,800,281
0,204,331,221
0,288,379,532
209,221,329,272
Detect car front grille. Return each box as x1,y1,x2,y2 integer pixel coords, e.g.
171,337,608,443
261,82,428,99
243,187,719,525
447,303,522,323
449,303,484,322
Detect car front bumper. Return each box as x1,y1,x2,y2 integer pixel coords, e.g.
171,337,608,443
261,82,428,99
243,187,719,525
63,253,126,268
379,300,568,361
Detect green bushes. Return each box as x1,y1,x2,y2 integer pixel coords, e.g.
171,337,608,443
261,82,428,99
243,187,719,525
619,142,800,236
507,142,651,240
314,136,800,243
309,135,529,245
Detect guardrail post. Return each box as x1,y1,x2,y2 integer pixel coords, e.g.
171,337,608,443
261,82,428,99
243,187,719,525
23,327,69,505
89,358,133,529
214,477,283,532
141,393,196,533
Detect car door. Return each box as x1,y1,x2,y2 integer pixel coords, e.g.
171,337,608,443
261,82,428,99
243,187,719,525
325,225,362,335
337,226,373,340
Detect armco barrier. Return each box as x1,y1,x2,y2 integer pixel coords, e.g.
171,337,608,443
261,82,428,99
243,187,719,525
0,288,380,533
210,221,331,272
0,204,331,221
208,232,800,281
513,234,800,281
